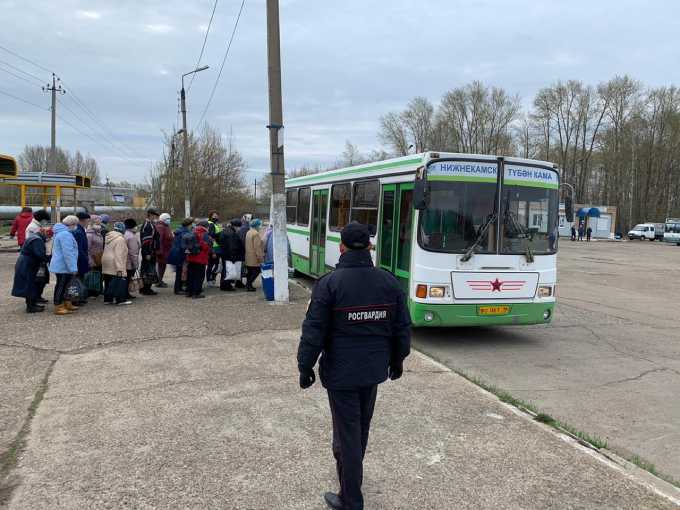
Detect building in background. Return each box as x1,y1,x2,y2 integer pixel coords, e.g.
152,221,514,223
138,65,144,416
559,203,618,239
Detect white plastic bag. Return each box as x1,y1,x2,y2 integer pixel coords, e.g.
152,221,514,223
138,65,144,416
225,261,242,281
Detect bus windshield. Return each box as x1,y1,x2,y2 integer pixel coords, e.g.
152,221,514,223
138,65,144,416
418,161,559,255
419,180,498,253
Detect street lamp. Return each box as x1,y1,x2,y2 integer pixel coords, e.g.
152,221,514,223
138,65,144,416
180,65,209,218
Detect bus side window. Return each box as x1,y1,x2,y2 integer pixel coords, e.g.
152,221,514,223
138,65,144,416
330,183,351,231
351,180,379,235
297,187,311,226
286,189,298,224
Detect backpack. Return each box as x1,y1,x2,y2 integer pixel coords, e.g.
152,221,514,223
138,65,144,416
181,231,201,255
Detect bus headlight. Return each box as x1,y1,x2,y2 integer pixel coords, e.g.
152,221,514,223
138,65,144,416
537,285,553,298
429,286,446,298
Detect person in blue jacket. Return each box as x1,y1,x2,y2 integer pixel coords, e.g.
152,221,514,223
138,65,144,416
49,216,80,315
167,217,194,295
72,212,91,305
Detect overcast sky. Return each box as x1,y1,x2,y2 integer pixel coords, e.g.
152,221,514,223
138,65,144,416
1,0,679,184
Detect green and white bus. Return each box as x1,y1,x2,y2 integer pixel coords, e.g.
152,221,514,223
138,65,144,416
285,152,560,327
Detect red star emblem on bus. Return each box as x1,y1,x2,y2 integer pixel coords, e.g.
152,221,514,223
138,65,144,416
491,278,503,292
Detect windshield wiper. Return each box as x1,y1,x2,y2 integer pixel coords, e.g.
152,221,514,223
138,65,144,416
503,210,535,262
461,212,497,262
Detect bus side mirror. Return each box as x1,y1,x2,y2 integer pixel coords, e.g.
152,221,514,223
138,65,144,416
564,195,574,223
414,178,428,210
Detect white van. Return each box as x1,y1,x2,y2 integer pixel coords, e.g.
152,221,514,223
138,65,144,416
664,218,680,245
628,223,664,241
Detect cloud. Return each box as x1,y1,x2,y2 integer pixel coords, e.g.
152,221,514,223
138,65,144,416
144,24,174,34
75,10,101,20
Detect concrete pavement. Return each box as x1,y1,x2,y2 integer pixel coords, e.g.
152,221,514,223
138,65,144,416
0,252,678,508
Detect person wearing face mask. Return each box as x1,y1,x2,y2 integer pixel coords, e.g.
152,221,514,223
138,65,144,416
12,228,50,313
25,209,50,238
139,208,161,296
155,213,174,288
49,216,80,315
24,209,52,305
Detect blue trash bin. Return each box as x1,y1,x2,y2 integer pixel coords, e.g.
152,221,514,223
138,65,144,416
261,263,275,301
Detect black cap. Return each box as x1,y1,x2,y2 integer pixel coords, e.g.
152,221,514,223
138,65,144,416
76,211,91,220
124,218,137,229
341,222,370,250
147,207,160,216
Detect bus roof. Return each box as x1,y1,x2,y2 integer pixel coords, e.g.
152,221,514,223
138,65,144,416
285,151,558,188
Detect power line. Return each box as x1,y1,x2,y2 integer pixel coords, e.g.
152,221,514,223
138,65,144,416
0,64,42,87
60,80,145,160
0,87,48,111
194,0,246,130
0,59,45,84
187,0,219,93
0,43,53,74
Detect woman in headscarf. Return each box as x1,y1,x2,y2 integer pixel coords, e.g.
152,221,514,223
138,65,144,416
102,222,131,305
12,228,50,313
155,212,174,288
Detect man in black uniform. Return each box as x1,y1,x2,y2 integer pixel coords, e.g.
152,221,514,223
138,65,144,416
297,222,411,510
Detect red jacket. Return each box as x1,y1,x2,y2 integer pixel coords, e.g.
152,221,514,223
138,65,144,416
10,212,34,246
186,226,211,266
155,222,174,261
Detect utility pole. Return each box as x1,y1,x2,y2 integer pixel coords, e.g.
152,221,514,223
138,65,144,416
254,179,257,201
43,73,65,173
180,87,191,218
179,65,209,219
266,0,289,303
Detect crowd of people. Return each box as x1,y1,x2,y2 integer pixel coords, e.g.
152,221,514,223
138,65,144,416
10,206,272,314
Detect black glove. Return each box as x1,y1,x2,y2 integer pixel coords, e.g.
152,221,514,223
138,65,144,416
389,360,403,381
299,369,316,389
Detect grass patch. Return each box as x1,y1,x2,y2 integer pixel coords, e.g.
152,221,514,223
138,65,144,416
627,455,680,488
534,413,608,449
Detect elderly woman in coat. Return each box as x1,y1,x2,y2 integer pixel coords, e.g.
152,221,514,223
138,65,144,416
12,229,50,313
49,215,80,315
102,222,131,305
244,218,265,292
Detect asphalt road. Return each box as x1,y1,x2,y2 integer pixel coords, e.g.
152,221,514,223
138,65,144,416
412,239,680,482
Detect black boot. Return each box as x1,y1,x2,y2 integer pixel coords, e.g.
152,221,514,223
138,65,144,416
36,296,48,304
323,492,343,510
26,304,45,313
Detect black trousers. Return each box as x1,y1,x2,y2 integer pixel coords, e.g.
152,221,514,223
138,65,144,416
206,254,220,282
174,263,185,294
327,385,378,510
187,262,205,296
53,273,70,305
245,266,261,289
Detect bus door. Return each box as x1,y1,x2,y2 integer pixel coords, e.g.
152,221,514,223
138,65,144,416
310,189,328,276
379,183,414,293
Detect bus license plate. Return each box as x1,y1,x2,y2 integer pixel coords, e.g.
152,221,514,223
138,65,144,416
478,305,511,316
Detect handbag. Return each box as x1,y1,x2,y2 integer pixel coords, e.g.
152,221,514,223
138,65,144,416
83,270,103,294
128,271,143,293
224,261,242,281
35,263,48,284
65,276,87,302
104,276,128,301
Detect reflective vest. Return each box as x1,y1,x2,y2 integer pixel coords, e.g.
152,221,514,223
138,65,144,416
208,220,222,248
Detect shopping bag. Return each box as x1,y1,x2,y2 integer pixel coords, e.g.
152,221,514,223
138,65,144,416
105,276,128,301
35,263,49,284
83,270,103,294
224,261,242,281
128,271,143,293
65,276,87,302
